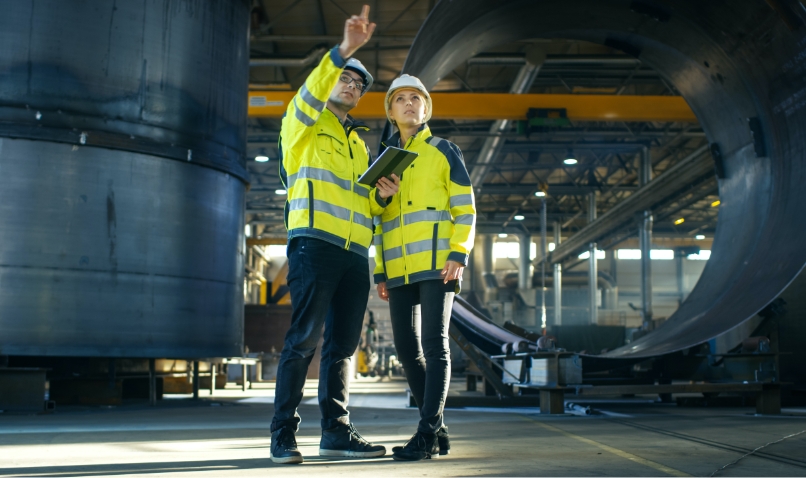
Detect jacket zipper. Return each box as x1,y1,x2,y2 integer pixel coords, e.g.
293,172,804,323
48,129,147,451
399,134,416,284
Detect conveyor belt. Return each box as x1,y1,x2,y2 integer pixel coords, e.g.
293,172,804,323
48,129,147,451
408,0,806,359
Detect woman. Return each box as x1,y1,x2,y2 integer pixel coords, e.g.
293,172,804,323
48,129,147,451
373,74,476,461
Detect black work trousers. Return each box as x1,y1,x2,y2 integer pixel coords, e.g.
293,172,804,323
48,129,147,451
388,279,456,434
271,237,369,432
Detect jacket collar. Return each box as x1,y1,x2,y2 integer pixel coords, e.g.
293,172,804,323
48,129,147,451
382,123,430,149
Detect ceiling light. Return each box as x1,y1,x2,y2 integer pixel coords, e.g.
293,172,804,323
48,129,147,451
514,215,525,221
275,189,287,195
711,200,721,207
695,234,705,240
563,158,577,165
674,218,685,225
498,233,508,238
535,191,546,197
255,155,269,162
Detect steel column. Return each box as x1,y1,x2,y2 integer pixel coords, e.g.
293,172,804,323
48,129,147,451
518,234,532,290
553,222,563,327
540,199,548,329
640,147,654,327
588,192,598,325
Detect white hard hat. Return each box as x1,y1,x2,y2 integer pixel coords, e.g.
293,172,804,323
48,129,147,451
385,74,432,123
345,58,373,95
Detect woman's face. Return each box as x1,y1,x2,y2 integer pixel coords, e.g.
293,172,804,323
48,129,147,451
388,88,428,127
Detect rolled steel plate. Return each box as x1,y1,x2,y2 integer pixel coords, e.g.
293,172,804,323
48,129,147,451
405,0,806,358
0,0,249,180
0,138,244,358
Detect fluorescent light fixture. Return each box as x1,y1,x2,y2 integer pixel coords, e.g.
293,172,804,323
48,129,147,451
275,189,287,195
498,233,508,238
535,191,546,197
711,200,721,207
548,242,556,252
514,215,525,221
255,155,269,162
695,234,705,240
674,218,685,225
564,149,576,165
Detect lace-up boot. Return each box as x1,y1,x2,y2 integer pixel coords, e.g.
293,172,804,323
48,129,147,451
319,423,386,458
270,426,303,464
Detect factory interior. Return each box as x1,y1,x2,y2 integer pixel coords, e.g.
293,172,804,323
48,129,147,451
2,0,806,476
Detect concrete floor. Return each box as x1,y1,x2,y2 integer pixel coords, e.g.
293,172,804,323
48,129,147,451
1,378,805,477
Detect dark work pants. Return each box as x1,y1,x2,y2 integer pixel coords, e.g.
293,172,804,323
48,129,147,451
388,279,456,434
271,237,369,432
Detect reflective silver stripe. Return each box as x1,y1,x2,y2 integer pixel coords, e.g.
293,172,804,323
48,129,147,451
382,216,401,234
384,246,403,261
314,200,351,221
406,238,451,255
429,136,444,149
450,194,474,208
404,210,452,225
354,185,370,198
374,234,384,246
287,167,352,191
293,98,316,126
353,212,372,229
454,214,475,225
288,198,308,211
300,83,326,112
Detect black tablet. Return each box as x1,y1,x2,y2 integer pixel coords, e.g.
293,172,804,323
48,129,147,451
357,146,419,186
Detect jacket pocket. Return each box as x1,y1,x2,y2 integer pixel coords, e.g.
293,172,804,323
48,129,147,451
431,223,439,270
307,180,315,228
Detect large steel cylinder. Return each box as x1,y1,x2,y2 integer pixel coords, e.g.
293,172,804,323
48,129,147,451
0,1,249,357
405,0,806,358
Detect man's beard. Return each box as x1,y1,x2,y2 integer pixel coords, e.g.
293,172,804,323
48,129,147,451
329,91,358,110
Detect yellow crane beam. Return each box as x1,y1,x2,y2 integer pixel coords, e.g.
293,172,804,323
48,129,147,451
248,91,697,122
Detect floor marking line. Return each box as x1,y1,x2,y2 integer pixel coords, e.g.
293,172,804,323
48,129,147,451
522,416,691,477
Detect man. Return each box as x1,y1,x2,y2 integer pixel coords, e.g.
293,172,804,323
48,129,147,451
271,5,398,465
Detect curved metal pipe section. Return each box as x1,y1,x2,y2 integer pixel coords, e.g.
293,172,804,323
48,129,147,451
0,0,249,357
406,0,806,358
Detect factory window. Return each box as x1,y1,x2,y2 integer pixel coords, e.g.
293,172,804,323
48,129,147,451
616,249,675,260
578,250,606,260
267,245,288,257
617,249,642,260
651,249,675,260
687,250,711,260
493,242,520,259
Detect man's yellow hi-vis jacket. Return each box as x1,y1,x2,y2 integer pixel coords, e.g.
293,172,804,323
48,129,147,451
279,47,387,258
373,124,476,289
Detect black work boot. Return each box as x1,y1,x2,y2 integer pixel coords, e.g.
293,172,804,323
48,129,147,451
271,426,303,464
392,430,438,461
436,425,450,455
319,423,386,458
393,425,450,455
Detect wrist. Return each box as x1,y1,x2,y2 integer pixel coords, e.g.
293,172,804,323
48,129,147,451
338,44,354,60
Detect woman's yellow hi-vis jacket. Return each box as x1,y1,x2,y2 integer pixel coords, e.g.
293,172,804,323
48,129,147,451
373,124,476,289
279,47,387,258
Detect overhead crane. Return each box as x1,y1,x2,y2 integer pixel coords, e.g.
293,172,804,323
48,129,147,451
248,91,697,122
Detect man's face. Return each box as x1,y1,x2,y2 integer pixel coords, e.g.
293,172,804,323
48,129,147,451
329,70,364,110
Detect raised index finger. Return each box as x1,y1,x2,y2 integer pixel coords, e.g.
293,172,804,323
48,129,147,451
360,4,370,20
